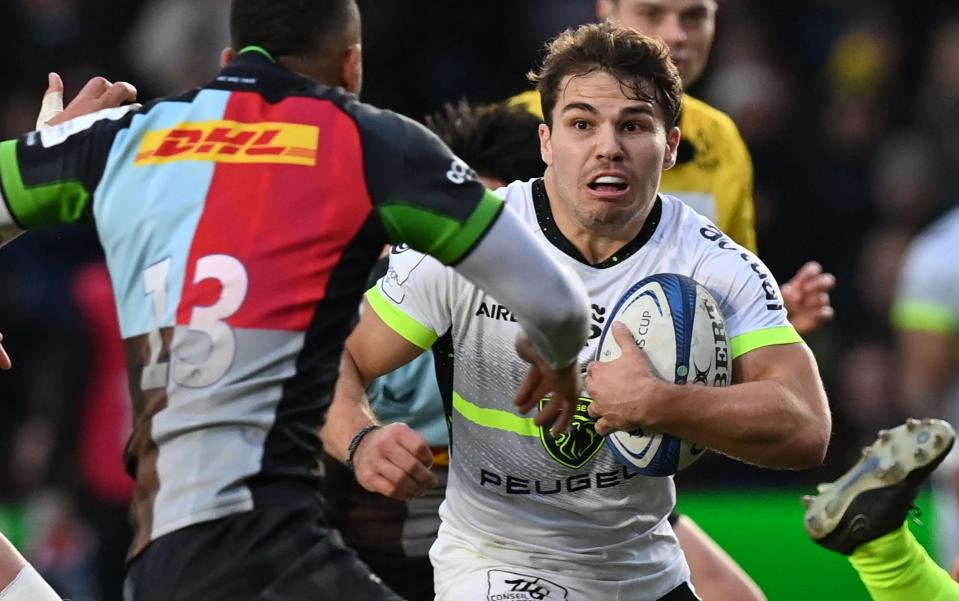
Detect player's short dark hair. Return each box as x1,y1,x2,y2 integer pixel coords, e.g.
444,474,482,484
425,101,544,185
529,22,683,129
230,0,359,59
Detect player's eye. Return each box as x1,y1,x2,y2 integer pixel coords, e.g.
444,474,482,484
572,119,591,130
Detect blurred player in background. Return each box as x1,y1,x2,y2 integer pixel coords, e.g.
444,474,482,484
0,1,594,600
804,418,959,601
892,206,959,569
326,23,829,600
320,100,545,601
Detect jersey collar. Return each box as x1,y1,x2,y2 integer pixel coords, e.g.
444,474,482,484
531,178,661,269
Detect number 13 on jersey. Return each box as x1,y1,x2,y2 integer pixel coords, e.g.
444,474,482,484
140,254,250,391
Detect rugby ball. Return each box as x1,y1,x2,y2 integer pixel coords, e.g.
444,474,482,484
595,273,730,476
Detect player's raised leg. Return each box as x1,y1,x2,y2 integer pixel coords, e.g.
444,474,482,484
804,418,959,601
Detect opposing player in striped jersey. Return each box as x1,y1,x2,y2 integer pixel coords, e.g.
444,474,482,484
0,1,593,600
327,23,830,601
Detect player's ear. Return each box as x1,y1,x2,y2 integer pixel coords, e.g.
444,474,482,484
341,43,363,94
220,47,236,68
539,123,554,166
663,127,681,170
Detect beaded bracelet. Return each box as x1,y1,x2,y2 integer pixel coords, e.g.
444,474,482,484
345,424,381,472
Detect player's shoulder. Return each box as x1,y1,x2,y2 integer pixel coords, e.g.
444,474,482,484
494,178,539,223
903,207,959,274
681,94,746,147
329,91,429,143
658,194,755,264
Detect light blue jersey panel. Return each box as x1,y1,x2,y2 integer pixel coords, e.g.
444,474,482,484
368,352,449,447
94,90,231,338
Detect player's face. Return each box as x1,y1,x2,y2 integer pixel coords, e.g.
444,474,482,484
540,71,679,233
601,0,717,86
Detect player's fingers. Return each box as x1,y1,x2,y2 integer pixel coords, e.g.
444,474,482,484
98,81,138,109
549,402,574,437
372,460,421,498
533,395,563,428
797,261,823,279
396,429,434,468
513,367,544,412
594,417,612,436
611,322,639,356
802,272,836,294
37,73,65,130
76,76,112,102
45,72,64,96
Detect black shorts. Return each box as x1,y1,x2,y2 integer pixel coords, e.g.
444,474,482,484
124,502,403,601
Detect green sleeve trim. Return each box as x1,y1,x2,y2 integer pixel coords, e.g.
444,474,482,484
0,140,91,228
378,189,504,265
238,46,276,62
730,325,803,360
365,286,438,350
452,392,539,437
891,302,957,334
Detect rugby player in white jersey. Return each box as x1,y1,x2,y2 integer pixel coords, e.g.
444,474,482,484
326,22,831,601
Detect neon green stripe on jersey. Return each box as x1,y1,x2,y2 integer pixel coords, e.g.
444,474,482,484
730,325,803,359
237,46,276,62
365,285,438,350
378,189,503,265
891,302,957,334
453,392,539,437
0,140,91,228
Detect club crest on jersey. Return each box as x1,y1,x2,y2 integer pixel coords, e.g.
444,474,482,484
135,120,319,166
538,396,604,469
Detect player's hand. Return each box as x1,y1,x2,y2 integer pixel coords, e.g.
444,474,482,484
37,73,140,130
951,555,959,583
585,323,664,436
513,334,581,436
0,333,10,370
351,423,438,501
781,261,835,335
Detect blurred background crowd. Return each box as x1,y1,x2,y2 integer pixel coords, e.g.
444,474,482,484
0,0,958,599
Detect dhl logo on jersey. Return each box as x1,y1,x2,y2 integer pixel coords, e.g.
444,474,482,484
135,121,318,166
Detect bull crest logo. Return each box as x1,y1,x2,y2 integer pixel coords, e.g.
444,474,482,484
539,396,604,469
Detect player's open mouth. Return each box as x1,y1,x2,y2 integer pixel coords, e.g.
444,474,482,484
587,175,629,196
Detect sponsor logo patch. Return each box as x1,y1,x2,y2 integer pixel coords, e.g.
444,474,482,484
487,569,568,601
135,120,318,166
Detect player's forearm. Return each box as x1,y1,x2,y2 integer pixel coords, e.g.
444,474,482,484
456,206,590,369
319,350,379,462
650,378,829,469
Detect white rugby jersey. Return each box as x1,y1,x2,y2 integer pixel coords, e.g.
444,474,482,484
367,178,800,593
893,206,959,423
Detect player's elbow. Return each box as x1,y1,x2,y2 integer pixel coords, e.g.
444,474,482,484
792,413,831,468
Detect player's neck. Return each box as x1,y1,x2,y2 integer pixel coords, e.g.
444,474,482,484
543,173,654,265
